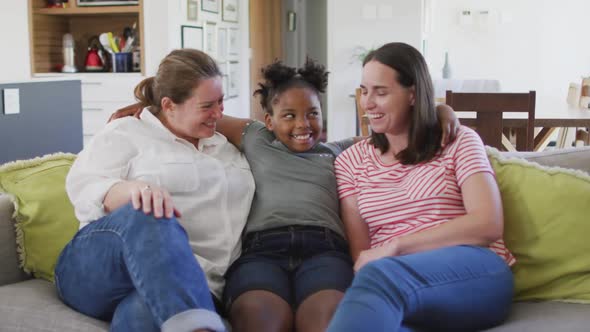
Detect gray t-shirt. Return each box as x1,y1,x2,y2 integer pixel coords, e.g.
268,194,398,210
241,121,353,238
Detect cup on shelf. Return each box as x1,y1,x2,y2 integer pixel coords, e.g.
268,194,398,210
567,82,581,107
112,52,133,72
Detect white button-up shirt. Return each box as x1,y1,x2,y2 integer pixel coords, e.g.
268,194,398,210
66,110,255,298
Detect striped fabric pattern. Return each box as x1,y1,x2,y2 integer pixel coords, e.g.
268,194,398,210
335,126,515,265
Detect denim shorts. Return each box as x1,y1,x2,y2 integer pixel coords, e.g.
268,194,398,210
223,225,353,312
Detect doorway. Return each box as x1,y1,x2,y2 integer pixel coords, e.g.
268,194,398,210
248,0,328,134
248,0,282,120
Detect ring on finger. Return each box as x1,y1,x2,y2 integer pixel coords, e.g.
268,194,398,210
142,185,151,192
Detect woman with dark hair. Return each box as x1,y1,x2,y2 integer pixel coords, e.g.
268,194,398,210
327,42,515,332
57,49,255,332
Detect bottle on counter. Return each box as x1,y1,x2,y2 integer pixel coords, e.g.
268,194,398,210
442,51,452,79
580,76,590,109
62,33,77,73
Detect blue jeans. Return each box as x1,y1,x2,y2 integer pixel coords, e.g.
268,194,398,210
223,225,353,310
326,245,514,332
54,204,226,332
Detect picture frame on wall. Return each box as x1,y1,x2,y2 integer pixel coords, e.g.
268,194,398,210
222,74,229,99
217,27,228,61
228,61,239,97
181,25,204,50
228,27,239,56
219,60,227,76
218,61,230,99
205,21,217,58
201,0,219,13
187,0,198,21
222,0,239,22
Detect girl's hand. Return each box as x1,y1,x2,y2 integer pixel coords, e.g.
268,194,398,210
354,241,398,272
108,102,144,123
130,182,182,219
437,104,460,147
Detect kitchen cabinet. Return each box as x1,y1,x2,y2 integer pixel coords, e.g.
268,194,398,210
28,0,146,146
27,0,144,75
25,0,250,145
79,73,143,145
33,73,144,146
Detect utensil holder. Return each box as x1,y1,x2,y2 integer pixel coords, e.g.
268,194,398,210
112,52,133,72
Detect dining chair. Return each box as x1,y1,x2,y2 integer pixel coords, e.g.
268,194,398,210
575,128,590,146
445,90,536,151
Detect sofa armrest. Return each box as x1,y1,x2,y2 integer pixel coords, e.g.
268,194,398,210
0,194,30,286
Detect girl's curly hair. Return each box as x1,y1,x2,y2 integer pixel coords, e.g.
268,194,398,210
254,58,328,114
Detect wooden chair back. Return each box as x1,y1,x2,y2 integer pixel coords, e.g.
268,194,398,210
445,90,536,151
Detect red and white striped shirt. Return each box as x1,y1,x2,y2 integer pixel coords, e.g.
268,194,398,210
335,126,515,265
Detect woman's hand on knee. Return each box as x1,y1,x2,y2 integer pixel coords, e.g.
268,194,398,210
130,181,181,219
354,241,398,272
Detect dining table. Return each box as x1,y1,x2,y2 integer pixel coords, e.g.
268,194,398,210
456,97,590,151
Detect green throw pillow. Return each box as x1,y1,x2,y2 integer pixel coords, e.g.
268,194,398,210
487,147,590,303
0,153,79,282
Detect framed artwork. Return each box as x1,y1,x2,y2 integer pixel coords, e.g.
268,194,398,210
181,25,204,50
204,21,217,57
187,0,198,21
228,61,239,97
228,27,239,56
218,61,227,75
222,0,239,22
217,62,230,99
201,0,219,13
217,27,228,61
222,74,229,99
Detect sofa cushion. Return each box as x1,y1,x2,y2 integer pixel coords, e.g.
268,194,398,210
483,301,590,332
0,194,30,286
487,147,590,302
0,279,108,331
0,153,79,282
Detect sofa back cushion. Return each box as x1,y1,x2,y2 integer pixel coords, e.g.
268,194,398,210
0,153,79,282
504,146,590,174
488,147,590,302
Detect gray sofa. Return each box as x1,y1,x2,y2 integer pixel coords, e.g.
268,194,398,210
2,147,590,331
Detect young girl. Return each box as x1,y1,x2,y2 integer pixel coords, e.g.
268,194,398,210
112,57,459,332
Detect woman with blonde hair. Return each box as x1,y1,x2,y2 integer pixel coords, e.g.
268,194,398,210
55,49,255,332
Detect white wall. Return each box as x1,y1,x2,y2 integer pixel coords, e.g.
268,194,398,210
143,0,171,76
326,0,423,141
143,0,250,118
425,0,590,104
0,0,31,81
